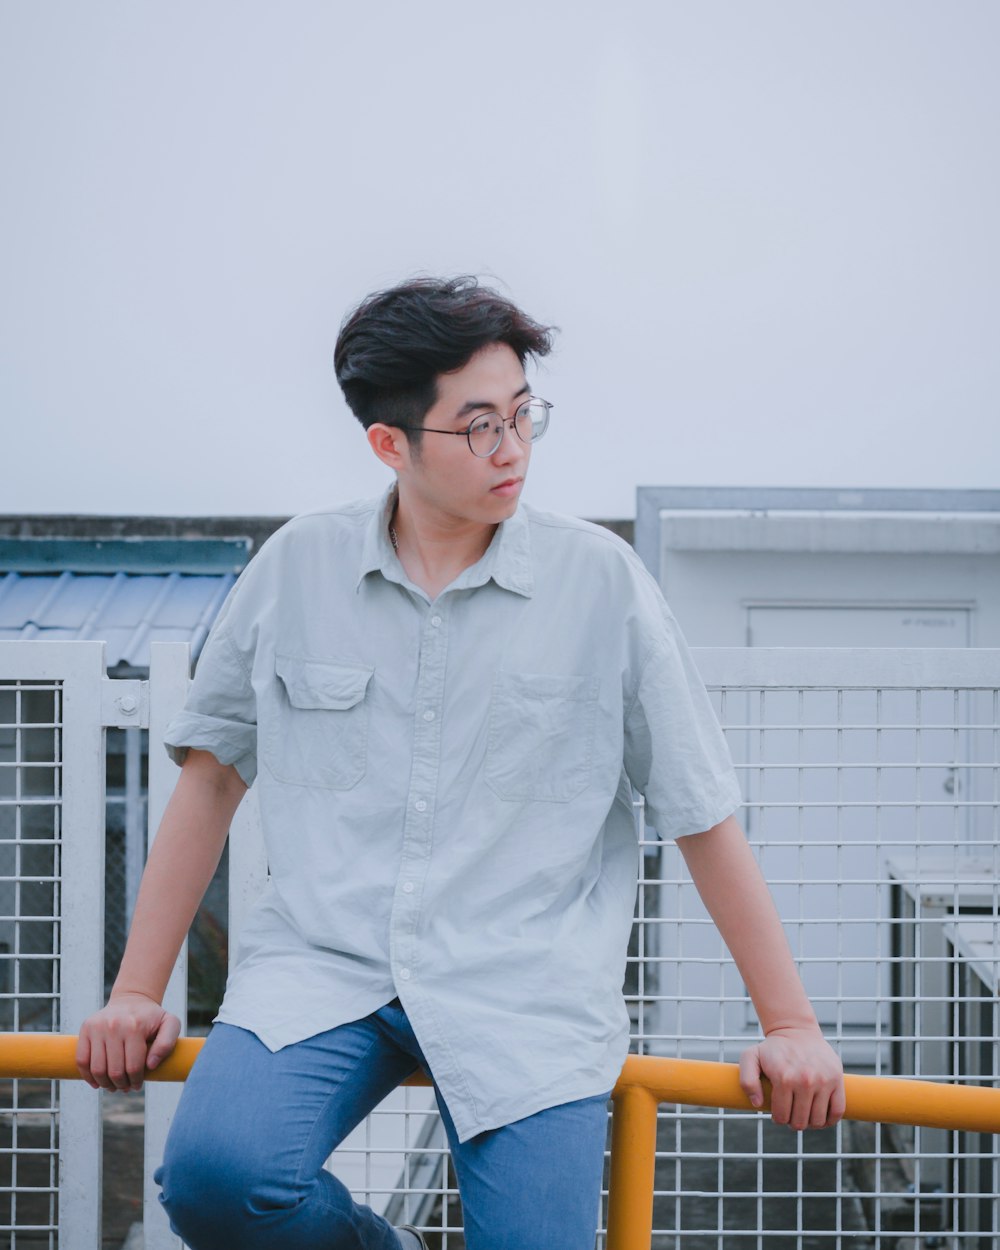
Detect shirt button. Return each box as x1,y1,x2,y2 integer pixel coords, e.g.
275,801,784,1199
399,968,411,981
430,615,442,627
402,881,414,894
422,709,435,722
414,799,427,812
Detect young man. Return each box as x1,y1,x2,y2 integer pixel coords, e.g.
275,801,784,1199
78,276,845,1250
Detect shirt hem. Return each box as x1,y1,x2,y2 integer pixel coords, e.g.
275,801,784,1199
213,994,398,1053
448,1068,621,1144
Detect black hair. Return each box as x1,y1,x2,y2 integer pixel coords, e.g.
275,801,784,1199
334,276,555,446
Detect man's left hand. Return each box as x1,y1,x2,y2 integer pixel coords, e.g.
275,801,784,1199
739,1028,846,1130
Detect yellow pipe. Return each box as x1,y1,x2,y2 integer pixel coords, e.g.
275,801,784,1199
615,1054,1000,1135
2,1034,998,1250
606,1085,658,1250
0,1033,205,1083
0,1035,997,1133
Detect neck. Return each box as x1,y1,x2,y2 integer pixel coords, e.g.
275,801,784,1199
390,494,497,599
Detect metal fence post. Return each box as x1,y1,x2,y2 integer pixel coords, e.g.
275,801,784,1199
143,642,191,1250
57,641,108,1250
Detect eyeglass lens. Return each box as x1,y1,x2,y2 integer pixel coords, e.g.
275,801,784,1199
467,401,549,458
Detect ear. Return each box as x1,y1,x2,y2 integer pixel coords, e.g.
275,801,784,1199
367,423,410,471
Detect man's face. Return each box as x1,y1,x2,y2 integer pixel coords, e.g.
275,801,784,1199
398,342,534,528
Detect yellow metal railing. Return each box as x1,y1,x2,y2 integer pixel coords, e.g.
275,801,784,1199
2,1034,998,1250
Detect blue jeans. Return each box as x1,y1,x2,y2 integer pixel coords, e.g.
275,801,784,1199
156,1002,610,1250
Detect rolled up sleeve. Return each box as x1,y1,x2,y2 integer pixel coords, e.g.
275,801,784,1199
624,606,741,839
164,625,258,787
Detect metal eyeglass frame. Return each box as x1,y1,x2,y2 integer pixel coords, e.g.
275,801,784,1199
393,398,552,458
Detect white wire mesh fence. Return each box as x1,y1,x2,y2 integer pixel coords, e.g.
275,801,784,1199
0,677,62,1249
618,651,999,1250
0,644,997,1248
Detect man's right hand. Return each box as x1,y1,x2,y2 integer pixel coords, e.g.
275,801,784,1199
75,992,181,1092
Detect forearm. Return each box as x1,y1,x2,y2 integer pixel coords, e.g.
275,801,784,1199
677,814,819,1035
111,748,246,1003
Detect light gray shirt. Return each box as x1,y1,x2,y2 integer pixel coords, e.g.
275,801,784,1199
164,486,741,1142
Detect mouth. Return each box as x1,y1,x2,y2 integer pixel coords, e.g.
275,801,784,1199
490,477,523,496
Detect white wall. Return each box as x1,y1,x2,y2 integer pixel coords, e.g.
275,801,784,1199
2,1,998,519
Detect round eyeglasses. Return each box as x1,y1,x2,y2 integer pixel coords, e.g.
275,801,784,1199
395,398,552,458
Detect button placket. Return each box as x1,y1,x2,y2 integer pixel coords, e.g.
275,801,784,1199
391,604,448,990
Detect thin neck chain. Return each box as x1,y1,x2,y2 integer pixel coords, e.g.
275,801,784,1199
389,522,399,553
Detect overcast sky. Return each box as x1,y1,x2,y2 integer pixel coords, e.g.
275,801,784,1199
2,2,998,520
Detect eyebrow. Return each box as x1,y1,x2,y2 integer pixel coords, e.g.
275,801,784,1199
454,382,531,420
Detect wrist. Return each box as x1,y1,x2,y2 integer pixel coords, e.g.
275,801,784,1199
109,984,160,1005
762,1015,823,1039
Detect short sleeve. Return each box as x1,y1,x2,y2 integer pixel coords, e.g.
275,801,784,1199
164,622,258,788
623,606,741,840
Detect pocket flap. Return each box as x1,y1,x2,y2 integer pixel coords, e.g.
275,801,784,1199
275,656,373,710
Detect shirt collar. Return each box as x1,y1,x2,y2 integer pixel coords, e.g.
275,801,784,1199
482,503,534,598
356,483,534,599
356,484,400,588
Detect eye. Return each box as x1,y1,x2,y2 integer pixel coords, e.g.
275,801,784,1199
467,415,495,437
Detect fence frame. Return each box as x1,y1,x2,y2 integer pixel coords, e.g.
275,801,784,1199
1,641,107,1250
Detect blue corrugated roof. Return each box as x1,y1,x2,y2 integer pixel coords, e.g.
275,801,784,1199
0,571,236,670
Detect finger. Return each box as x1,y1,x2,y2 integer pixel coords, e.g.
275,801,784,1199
146,1014,181,1071
810,1076,846,1129
769,1081,793,1127
826,1080,847,1127
809,1091,831,1129
793,1086,826,1132
123,1031,151,1091
104,1038,133,1092
74,1031,99,1090
738,1047,766,1109
86,1040,115,1093
795,1090,815,1140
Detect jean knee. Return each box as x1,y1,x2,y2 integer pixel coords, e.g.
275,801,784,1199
157,1137,366,1248
156,1131,278,1240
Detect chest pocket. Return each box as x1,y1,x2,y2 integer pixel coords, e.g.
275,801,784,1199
485,672,599,802
264,656,374,790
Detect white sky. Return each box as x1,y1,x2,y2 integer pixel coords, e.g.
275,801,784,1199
1,1,998,520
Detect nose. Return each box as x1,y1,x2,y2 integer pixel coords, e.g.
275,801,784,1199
492,416,528,463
